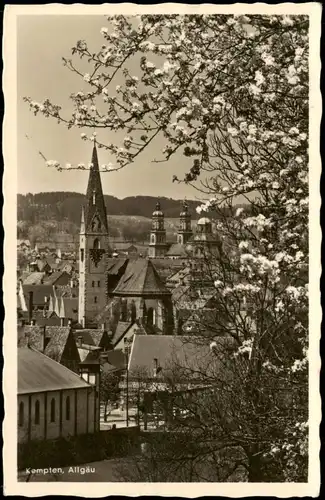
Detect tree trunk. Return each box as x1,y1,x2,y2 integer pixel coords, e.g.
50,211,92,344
246,450,265,482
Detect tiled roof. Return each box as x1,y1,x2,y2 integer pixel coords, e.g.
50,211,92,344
18,348,90,394
74,329,109,347
111,321,134,347
172,285,191,303
112,259,170,297
43,326,72,362
166,243,188,257
31,311,62,327
54,285,78,299
22,284,54,305
85,144,109,233
101,349,126,372
43,271,70,286
18,325,45,350
74,329,96,346
22,272,45,285
128,335,236,382
107,258,128,275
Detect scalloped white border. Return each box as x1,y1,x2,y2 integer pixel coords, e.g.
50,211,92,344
2,3,322,497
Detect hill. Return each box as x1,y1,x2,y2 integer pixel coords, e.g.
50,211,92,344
17,192,202,225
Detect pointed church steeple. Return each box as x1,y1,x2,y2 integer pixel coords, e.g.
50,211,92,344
78,142,110,328
85,142,108,233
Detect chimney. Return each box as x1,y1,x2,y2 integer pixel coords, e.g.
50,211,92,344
101,323,105,331
31,319,36,326
68,319,72,328
77,336,83,348
28,291,33,325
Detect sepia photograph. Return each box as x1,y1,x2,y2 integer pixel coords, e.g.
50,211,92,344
2,3,321,497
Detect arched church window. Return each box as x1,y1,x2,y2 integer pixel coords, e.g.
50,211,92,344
151,235,155,244
147,308,154,326
34,400,40,425
94,296,98,304
50,398,56,423
93,238,100,250
66,396,70,421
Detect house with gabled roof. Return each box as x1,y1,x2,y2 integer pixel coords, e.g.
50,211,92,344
18,324,80,373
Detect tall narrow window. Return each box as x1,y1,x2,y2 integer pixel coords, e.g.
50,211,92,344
93,238,100,250
92,189,96,205
92,281,95,287
19,401,24,427
94,296,98,304
66,396,70,421
80,249,84,262
97,281,100,287
50,398,56,423
34,400,40,425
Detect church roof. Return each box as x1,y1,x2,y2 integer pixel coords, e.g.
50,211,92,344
107,258,129,275
166,243,188,257
18,348,90,394
85,144,108,233
112,259,171,297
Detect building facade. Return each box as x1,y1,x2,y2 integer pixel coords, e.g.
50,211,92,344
18,348,98,444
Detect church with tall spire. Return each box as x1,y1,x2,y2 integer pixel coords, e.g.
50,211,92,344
78,143,111,327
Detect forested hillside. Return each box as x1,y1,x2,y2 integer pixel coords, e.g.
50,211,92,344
17,192,201,224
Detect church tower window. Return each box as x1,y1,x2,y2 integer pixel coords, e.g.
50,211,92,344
92,189,96,205
80,249,84,262
94,296,98,304
93,238,100,250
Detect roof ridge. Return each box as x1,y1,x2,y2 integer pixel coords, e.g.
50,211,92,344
28,345,86,382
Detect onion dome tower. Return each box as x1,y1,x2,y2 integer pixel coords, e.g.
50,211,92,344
148,201,168,258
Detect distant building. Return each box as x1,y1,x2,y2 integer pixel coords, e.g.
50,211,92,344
18,348,98,443
148,201,168,258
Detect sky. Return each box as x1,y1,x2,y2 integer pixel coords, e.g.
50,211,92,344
17,15,199,200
